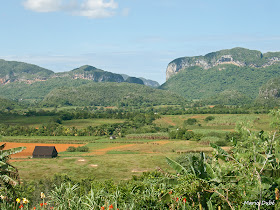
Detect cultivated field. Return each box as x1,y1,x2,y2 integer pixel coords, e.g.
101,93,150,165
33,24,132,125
155,114,272,131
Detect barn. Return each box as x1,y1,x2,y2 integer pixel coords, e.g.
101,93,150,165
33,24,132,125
32,146,58,158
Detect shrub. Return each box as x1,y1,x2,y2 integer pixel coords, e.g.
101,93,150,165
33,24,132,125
205,131,226,138
184,118,198,125
183,131,195,140
76,146,89,152
215,139,228,146
66,146,76,152
225,131,242,143
204,116,215,122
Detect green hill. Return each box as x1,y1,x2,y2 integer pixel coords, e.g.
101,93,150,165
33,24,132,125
162,48,280,103
0,59,53,84
161,64,280,101
0,77,91,102
125,77,144,85
41,82,185,107
55,65,125,82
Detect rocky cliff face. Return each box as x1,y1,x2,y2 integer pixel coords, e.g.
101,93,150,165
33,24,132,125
166,47,280,80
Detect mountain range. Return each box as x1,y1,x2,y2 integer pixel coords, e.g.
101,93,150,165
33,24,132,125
0,59,181,107
2,47,280,107
0,59,159,87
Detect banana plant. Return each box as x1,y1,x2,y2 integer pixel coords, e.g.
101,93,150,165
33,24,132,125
0,143,26,197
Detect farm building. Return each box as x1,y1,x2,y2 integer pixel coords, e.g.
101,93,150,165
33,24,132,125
32,146,58,158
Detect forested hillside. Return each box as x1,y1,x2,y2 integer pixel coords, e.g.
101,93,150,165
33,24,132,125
161,63,280,102
0,59,158,88
41,82,185,107
0,59,53,84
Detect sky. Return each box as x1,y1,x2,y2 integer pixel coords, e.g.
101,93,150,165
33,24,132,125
1,0,280,84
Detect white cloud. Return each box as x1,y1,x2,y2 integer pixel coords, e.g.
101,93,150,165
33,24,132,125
23,0,62,12
79,0,118,18
23,0,119,18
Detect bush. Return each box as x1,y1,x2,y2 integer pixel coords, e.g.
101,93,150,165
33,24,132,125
205,131,226,138
225,131,242,143
204,116,215,122
66,146,76,152
76,146,89,152
66,146,89,152
184,118,198,125
215,139,228,146
183,131,195,140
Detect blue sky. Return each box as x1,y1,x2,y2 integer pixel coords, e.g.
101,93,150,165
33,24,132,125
1,0,280,84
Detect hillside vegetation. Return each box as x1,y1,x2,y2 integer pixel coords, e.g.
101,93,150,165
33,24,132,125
161,63,280,102
0,59,53,83
256,77,280,106
42,82,185,107
0,78,92,102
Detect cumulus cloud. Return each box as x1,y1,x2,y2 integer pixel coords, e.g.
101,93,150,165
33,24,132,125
23,0,62,12
79,0,118,18
23,0,119,18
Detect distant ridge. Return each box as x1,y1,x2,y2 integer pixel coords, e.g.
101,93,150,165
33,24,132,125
166,47,280,80
0,59,159,87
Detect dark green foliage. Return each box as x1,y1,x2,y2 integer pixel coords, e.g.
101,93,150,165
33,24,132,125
41,82,185,107
0,61,160,105
0,109,161,136
139,77,160,87
0,98,19,110
63,65,125,82
204,116,215,122
66,146,89,152
66,146,76,152
161,64,280,101
0,59,53,82
225,131,242,145
125,77,144,85
168,128,202,141
202,90,253,105
214,139,228,146
76,146,89,152
184,118,197,125
0,78,91,102
169,47,278,73
255,77,280,107
0,143,26,199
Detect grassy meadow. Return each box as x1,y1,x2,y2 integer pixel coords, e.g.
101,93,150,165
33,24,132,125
155,113,272,131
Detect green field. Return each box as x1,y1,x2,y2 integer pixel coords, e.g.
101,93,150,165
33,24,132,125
0,115,54,127
62,118,125,128
155,114,272,131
